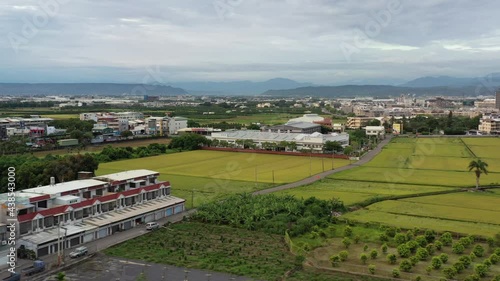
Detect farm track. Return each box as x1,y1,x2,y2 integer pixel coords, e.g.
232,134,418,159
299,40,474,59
253,135,394,195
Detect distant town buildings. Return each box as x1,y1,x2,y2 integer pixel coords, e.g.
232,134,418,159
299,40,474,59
478,114,500,135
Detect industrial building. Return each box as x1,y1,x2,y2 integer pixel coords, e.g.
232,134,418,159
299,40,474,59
209,130,349,152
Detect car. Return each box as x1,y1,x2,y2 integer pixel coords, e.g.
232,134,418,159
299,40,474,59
146,222,160,230
69,246,88,258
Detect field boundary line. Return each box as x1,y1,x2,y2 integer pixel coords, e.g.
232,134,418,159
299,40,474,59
459,138,478,158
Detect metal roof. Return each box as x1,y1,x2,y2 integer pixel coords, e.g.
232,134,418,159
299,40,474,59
21,179,108,196
94,169,159,182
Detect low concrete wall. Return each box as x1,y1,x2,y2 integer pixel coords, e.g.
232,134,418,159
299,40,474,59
202,147,349,159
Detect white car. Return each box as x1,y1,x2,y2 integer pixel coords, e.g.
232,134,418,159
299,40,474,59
69,246,88,258
146,222,160,230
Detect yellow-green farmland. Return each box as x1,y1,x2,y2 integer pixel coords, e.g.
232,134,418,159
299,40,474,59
324,137,500,237
97,150,350,207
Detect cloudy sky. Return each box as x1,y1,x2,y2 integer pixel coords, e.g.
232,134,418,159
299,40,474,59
1,0,500,85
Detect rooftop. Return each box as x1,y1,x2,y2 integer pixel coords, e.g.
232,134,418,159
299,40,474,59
21,179,108,196
94,169,159,182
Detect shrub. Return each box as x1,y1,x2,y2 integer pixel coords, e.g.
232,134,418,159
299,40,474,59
495,248,500,256
442,267,457,279
484,258,492,268
397,244,411,258
392,268,400,278
342,237,351,249
415,276,422,281
329,255,340,267
464,274,481,281
387,254,397,264
381,243,388,254
406,240,419,253
431,256,442,269
343,226,352,237
490,253,499,264
439,232,453,246
459,236,473,248
394,233,406,245
435,240,443,251
370,249,378,259
487,237,496,248
458,255,472,268
492,275,500,281
426,243,435,255
416,248,429,261
368,264,376,275
474,263,488,278
415,235,428,247
360,253,368,264
473,244,485,257
363,244,369,252
354,235,360,244
409,256,419,266
385,227,397,238
424,229,436,243
452,242,465,254
339,250,349,262
439,253,449,264
379,233,389,242
399,259,412,272
425,266,432,275
453,261,465,274
470,252,477,261
405,230,414,241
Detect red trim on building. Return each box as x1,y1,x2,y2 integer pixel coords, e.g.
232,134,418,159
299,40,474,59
28,195,50,203
61,190,80,196
18,213,38,223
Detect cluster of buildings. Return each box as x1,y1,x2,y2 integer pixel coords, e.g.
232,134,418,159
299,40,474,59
208,114,352,151
80,112,188,140
0,170,185,258
0,116,59,140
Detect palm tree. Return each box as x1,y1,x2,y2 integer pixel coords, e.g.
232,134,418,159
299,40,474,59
468,159,489,190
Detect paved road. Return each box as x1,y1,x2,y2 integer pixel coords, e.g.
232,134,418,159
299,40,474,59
253,135,393,195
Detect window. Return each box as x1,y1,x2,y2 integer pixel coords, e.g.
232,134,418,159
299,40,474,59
37,200,47,208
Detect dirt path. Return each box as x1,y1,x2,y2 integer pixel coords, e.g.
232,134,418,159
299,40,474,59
253,135,393,195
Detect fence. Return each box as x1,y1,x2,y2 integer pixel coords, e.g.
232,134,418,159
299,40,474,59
202,147,350,159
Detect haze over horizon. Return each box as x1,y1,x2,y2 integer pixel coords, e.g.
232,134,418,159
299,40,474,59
2,1,500,85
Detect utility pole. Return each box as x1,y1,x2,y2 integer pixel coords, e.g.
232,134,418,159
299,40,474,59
191,189,194,209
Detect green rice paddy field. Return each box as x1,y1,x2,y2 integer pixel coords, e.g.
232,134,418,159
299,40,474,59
96,150,350,208
280,137,500,237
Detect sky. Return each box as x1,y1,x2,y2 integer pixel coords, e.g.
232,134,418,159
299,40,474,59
1,0,500,85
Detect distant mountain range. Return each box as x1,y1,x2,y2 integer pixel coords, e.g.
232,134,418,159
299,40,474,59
0,83,187,96
170,78,313,95
400,73,500,88
1,74,499,97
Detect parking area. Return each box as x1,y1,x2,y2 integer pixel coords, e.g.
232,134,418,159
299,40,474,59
43,255,260,281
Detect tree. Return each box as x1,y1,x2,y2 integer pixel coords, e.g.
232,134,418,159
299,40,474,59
439,253,449,264
368,264,376,274
368,119,381,126
392,268,401,278
247,124,260,130
387,254,397,264
168,134,210,151
442,267,457,279
342,237,351,249
399,259,412,272
474,263,488,278
339,250,349,261
473,244,485,257
330,255,340,267
452,242,465,254
439,232,453,246
324,141,343,153
468,159,489,190
370,249,378,259
120,130,133,138
431,256,442,269
397,244,411,258
360,253,368,264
